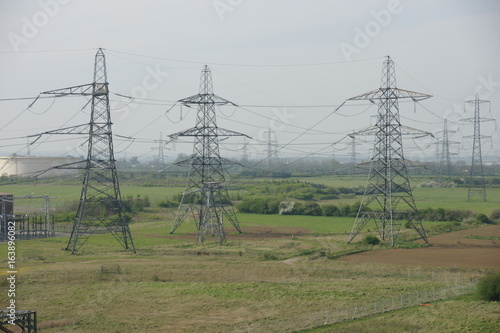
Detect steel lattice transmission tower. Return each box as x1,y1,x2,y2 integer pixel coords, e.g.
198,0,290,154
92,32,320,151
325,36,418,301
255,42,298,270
347,56,432,246
156,132,166,170
461,94,494,202
348,135,361,176
169,65,248,244
437,119,459,182
264,127,278,169
40,48,135,254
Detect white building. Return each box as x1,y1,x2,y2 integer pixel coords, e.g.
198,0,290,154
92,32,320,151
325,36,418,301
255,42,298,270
0,155,79,178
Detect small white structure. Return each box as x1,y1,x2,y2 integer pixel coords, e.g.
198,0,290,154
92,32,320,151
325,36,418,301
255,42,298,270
0,155,79,178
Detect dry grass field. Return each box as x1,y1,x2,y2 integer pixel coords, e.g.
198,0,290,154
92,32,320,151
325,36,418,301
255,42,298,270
1,218,498,332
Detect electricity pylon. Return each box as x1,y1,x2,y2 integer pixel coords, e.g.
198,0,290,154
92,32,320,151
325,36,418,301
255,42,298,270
169,65,248,244
264,127,278,169
348,135,361,176
460,94,494,202
437,119,459,182
156,132,166,170
347,56,431,246
39,48,135,254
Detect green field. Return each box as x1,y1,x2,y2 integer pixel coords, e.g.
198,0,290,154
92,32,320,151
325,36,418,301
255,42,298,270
0,176,499,332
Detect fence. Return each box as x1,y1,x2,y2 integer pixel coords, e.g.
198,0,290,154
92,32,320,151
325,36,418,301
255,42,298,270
232,282,476,333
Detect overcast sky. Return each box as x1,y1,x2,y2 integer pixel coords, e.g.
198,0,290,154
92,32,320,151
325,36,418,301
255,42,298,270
1,0,499,164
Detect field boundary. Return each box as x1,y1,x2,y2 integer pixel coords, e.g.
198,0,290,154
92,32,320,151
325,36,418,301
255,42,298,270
232,281,476,332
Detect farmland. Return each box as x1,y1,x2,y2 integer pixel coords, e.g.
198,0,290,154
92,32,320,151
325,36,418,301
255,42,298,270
1,177,499,332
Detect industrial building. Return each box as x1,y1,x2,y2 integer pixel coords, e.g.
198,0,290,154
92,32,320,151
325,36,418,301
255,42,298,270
0,155,79,178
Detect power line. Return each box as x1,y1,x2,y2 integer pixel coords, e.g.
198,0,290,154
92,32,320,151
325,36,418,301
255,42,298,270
106,49,384,68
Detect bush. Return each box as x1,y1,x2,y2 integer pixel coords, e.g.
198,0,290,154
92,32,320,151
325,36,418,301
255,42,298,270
490,209,500,221
362,235,380,245
476,271,500,301
476,213,493,224
158,199,178,208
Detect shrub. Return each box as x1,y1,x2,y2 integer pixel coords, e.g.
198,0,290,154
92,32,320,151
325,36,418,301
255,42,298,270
476,271,500,301
476,213,493,224
490,208,500,221
362,235,380,245
158,199,178,208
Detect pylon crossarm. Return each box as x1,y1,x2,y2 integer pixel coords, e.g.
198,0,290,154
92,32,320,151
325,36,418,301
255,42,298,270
169,126,249,140
28,124,90,146
348,124,433,137
179,93,236,106
347,88,431,102
41,83,94,96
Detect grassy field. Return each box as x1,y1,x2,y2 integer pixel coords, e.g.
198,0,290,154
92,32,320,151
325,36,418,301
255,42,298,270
2,177,499,215
1,176,499,332
0,218,496,333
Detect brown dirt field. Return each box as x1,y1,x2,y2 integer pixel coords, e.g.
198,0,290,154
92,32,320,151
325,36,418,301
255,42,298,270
342,225,500,269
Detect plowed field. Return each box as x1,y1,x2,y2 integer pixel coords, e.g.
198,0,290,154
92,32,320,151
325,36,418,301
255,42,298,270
342,225,500,269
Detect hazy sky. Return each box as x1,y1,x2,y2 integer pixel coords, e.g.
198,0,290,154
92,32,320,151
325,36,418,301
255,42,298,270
1,0,499,164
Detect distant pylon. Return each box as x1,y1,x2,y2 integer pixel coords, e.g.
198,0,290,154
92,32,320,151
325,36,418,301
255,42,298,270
241,137,249,164
348,135,361,176
347,56,431,246
460,94,494,202
169,65,248,244
437,119,459,182
157,132,166,169
264,128,278,169
40,48,135,254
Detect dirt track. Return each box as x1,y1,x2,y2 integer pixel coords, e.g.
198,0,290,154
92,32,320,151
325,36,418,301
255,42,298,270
342,225,500,269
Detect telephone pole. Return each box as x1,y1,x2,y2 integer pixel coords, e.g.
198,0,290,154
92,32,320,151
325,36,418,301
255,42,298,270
347,56,431,246
169,65,248,244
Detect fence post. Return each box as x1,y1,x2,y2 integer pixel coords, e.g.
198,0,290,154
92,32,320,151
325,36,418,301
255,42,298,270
400,294,403,308
352,304,359,320
416,290,419,305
